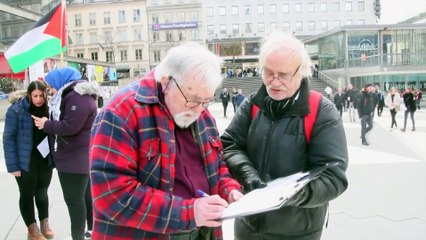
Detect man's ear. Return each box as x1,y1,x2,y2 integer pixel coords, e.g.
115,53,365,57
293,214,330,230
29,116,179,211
160,76,170,92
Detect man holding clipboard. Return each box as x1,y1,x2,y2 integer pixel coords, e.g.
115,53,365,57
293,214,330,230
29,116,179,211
221,32,348,240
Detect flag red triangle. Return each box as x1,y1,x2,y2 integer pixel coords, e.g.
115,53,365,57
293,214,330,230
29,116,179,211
44,3,66,47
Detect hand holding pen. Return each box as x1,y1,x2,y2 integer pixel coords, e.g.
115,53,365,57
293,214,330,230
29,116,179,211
193,189,228,227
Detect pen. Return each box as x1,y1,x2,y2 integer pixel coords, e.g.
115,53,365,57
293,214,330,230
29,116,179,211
196,189,210,197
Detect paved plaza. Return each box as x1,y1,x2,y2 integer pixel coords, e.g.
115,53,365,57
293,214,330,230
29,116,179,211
1,101,425,240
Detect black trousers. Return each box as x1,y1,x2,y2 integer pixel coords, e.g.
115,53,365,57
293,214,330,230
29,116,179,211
58,172,93,240
15,156,53,226
390,109,398,128
361,114,373,141
222,101,229,117
403,110,415,130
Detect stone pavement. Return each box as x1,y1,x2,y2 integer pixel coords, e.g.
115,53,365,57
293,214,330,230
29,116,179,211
1,102,425,240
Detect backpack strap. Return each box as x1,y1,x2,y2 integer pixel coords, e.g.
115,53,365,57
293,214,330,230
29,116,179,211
304,90,322,143
250,90,322,144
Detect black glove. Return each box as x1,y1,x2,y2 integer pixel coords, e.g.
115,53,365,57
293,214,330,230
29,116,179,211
239,164,267,193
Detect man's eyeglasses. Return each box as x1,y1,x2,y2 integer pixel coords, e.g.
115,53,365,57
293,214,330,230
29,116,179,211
262,65,301,83
169,76,215,108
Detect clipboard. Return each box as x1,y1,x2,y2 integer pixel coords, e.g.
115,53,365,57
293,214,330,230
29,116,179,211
221,163,334,220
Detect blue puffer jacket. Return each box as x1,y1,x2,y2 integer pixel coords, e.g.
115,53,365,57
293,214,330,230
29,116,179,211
3,93,34,172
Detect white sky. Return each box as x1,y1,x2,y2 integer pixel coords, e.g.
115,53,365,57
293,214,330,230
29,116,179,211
378,0,426,24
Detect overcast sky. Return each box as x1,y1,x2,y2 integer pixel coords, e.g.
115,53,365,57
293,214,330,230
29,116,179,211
378,0,426,24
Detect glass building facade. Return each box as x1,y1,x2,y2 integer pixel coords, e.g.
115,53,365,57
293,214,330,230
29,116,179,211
304,24,426,92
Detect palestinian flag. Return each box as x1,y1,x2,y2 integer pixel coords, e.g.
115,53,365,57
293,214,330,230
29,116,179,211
4,2,66,73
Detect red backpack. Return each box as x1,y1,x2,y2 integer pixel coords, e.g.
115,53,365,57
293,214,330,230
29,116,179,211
251,91,322,143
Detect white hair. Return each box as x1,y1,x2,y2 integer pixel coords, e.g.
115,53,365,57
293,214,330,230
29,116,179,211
154,42,223,90
259,31,312,78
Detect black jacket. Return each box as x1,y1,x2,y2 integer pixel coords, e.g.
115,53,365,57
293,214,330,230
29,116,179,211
357,92,376,117
221,80,348,240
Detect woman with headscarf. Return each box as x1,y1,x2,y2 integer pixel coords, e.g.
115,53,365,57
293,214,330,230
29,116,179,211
3,81,54,240
32,67,99,240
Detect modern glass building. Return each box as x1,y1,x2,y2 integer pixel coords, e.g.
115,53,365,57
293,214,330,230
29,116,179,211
304,23,426,92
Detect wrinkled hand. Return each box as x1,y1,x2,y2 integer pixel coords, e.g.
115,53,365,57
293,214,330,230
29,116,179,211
240,165,267,192
228,189,243,203
31,115,48,130
10,171,21,177
194,195,228,227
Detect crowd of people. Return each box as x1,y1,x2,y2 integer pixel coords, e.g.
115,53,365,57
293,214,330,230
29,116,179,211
329,83,422,146
3,31,424,240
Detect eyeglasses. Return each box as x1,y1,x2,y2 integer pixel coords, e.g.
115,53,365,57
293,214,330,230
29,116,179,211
169,76,215,108
262,65,301,83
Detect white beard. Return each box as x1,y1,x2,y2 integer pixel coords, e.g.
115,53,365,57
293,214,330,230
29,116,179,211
173,110,200,128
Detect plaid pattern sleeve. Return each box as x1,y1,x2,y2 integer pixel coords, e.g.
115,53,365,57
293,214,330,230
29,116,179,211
89,79,197,239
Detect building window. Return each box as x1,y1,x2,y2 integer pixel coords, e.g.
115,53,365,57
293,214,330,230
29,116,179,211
244,5,251,15
295,3,302,12
152,32,159,42
77,53,84,58
333,2,340,12
220,24,227,35
206,7,213,17
308,21,315,31
134,28,142,41
308,3,315,12
245,23,252,33
154,50,161,62
120,50,127,61
104,31,112,41
75,14,81,27
118,10,126,23
75,33,83,45
178,31,186,41
219,6,226,16
257,4,264,15
190,11,198,21
232,6,238,15
91,52,98,61
166,31,173,41
358,19,365,25
191,29,199,40
345,19,353,25
106,51,113,62
164,12,172,23
177,12,185,22
270,4,277,14
119,29,127,42
320,2,327,12
232,24,239,34
152,14,159,24
295,21,302,31
135,49,142,60
283,3,289,13
283,21,290,32
104,11,111,24
207,25,214,36
152,0,158,5
321,20,328,30
333,20,340,27
164,0,171,4
345,2,352,12
133,9,141,22
270,22,277,30
89,12,96,26
358,1,365,11
90,32,97,44
258,22,265,32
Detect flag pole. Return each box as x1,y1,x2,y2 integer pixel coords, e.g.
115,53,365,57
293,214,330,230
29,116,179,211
60,0,65,67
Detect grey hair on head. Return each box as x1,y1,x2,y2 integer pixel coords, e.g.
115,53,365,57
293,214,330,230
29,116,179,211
154,41,223,90
259,31,312,78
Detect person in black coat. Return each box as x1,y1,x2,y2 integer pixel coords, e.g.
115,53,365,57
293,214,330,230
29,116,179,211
219,87,230,117
334,87,345,117
401,87,417,132
375,87,385,117
357,84,376,146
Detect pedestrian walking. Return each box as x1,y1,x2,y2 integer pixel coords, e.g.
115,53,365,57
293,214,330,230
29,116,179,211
219,87,231,117
385,87,401,131
401,86,417,132
357,84,376,145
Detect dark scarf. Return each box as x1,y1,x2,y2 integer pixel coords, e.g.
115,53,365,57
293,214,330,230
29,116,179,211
264,88,301,119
